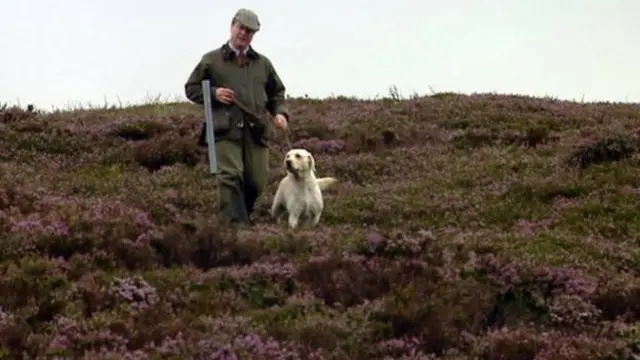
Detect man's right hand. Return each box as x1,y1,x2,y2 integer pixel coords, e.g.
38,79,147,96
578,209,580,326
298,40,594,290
215,87,235,105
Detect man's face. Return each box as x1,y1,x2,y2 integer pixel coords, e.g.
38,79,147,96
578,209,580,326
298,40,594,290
230,21,256,50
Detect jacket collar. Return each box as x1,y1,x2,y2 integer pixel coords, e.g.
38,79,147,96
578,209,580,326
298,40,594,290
221,42,260,61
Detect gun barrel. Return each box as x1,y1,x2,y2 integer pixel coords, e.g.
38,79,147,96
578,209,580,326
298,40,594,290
201,79,218,174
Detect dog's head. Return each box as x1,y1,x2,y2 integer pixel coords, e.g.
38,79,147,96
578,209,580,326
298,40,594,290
283,148,316,177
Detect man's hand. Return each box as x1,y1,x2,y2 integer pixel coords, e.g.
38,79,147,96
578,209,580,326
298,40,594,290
215,87,235,104
274,114,288,131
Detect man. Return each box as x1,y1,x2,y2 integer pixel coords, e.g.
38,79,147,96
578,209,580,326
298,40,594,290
184,8,290,226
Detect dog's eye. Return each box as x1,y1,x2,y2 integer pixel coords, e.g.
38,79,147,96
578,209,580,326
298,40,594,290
295,154,301,158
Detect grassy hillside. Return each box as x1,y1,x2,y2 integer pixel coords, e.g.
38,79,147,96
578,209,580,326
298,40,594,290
1,93,640,359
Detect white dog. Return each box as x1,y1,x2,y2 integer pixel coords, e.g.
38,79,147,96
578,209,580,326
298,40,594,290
270,148,337,229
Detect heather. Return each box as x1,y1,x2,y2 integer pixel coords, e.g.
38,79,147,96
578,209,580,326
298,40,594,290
1,93,640,359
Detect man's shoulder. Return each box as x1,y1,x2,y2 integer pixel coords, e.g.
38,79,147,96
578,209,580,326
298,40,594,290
247,47,273,64
199,42,237,62
200,46,224,62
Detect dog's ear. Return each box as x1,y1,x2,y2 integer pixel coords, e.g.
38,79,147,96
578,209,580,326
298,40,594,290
308,154,316,173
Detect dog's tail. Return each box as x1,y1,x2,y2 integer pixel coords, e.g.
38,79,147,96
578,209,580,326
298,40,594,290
316,177,338,191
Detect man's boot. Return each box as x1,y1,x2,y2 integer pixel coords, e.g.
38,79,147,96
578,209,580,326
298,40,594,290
243,183,259,224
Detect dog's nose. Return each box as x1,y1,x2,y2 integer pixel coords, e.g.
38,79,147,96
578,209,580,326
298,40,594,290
285,159,292,166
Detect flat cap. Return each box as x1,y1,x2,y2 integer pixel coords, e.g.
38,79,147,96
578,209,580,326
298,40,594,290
233,8,260,32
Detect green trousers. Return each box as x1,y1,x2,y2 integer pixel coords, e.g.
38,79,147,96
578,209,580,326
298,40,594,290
214,127,269,225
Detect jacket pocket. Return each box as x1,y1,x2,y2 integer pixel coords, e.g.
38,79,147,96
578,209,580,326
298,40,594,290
197,108,232,146
212,108,232,133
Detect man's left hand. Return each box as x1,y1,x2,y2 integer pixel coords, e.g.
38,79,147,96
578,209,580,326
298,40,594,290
274,114,288,131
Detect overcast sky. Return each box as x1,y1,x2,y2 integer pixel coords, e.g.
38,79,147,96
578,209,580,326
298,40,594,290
1,0,638,110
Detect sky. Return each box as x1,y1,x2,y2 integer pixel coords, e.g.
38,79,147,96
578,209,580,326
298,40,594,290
1,0,639,110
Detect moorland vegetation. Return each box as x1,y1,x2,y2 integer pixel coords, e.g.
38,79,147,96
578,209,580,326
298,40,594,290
1,89,640,359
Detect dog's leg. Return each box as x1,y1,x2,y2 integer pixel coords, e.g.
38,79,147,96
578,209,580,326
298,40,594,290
270,188,284,219
288,212,301,229
311,211,322,226
270,201,282,218
271,205,284,224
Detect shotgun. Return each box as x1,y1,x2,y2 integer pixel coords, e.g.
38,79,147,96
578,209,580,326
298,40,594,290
201,79,218,175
